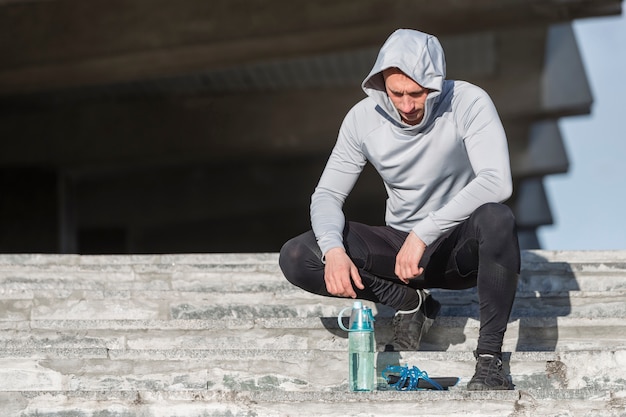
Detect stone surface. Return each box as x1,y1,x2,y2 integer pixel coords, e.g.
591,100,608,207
0,250,626,416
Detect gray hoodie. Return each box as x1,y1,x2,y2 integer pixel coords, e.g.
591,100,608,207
311,29,512,256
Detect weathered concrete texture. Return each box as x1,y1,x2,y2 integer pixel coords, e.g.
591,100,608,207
3,390,626,417
0,250,626,416
0,349,622,392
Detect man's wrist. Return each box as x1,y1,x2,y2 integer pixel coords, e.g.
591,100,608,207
409,230,427,249
322,246,345,264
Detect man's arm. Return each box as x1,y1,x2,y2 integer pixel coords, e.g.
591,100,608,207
400,86,512,280
310,109,367,296
412,85,512,247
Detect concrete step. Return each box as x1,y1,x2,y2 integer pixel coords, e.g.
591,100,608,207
1,250,626,416
0,349,623,392
5,389,626,417
2,316,625,353
1,251,626,293
1,252,626,322
2,289,625,323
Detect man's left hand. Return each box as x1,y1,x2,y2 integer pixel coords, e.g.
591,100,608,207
395,231,427,283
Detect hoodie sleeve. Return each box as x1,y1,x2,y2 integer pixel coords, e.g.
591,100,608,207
412,85,513,245
310,108,367,257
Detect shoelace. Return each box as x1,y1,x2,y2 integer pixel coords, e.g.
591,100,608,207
382,365,443,391
474,354,503,378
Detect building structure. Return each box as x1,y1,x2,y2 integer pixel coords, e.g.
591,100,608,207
0,0,622,254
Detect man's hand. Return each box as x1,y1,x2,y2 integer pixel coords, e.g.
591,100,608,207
395,231,427,283
323,247,364,298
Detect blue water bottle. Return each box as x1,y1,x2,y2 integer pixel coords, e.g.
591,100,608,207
338,301,376,391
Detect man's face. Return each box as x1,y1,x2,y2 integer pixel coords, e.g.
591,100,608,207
383,68,429,126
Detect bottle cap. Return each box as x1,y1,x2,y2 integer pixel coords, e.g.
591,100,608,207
350,304,374,332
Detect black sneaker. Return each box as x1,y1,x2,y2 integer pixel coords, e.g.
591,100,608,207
385,289,441,351
467,352,513,390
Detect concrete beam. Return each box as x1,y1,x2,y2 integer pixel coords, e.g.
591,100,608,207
0,88,364,168
468,25,588,119
511,120,570,178
513,177,554,228
0,0,621,95
541,23,593,115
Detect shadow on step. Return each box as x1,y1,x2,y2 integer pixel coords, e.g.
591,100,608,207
514,252,578,352
319,316,349,339
317,252,579,353
423,252,579,353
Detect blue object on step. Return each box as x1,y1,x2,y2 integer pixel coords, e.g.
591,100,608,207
382,365,444,391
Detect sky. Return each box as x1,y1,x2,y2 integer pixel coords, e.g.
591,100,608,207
537,12,626,250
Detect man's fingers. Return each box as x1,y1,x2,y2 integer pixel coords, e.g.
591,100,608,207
339,279,356,298
395,231,427,282
325,272,357,298
351,266,365,290
323,249,363,298
343,271,358,298
395,259,423,282
325,279,337,296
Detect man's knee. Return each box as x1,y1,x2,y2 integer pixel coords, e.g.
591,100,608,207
471,203,516,234
471,203,520,272
279,238,301,284
279,233,328,295
279,233,322,284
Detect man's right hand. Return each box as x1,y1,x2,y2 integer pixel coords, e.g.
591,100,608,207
323,247,364,299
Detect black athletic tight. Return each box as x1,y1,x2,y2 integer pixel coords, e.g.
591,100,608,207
279,203,521,355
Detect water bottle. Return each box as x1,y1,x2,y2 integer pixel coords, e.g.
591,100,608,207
338,301,375,391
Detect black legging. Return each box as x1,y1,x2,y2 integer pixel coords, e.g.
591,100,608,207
279,203,521,355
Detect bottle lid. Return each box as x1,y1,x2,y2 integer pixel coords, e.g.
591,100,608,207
350,304,374,332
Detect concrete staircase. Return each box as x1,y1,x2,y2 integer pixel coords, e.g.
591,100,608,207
1,250,626,416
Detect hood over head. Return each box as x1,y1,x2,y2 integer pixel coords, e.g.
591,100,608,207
362,29,446,130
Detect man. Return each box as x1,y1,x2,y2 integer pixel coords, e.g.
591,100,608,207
279,29,520,390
